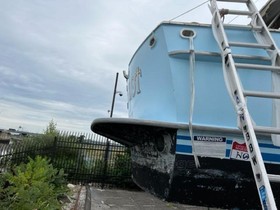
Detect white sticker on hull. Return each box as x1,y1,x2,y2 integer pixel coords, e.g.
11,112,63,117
193,136,226,158
230,140,249,161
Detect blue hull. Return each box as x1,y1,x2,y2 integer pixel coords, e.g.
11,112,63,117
128,22,280,128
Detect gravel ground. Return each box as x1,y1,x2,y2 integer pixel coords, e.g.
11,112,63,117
89,188,221,210
62,184,86,210
61,185,222,210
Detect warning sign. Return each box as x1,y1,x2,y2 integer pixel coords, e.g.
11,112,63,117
193,135,226,158
230,141,249,161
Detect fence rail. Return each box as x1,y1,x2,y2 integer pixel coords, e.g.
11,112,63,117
0,132,136,189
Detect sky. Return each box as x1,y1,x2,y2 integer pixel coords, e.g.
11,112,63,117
0,0,268,133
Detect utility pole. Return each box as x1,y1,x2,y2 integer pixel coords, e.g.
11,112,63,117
102,72,120,188
109,72,119,118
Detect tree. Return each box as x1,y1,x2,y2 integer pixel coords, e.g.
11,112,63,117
44,119,59,137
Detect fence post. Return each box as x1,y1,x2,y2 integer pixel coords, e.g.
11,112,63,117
76,135,85,183
101,139,110,188
51,136,58,163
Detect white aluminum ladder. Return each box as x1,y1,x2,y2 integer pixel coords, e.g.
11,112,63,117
209,0,280,209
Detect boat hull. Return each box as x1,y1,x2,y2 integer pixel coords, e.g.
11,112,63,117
92,21,280,208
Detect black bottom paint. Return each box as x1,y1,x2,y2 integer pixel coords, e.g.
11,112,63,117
132,163,172,200
132,154,280,209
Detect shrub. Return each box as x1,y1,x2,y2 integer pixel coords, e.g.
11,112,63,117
113,152,131,177
0,156,68,210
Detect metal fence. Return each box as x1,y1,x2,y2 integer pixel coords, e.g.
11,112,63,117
0,132,137,189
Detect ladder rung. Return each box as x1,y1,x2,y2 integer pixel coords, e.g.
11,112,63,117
233,54,270,61
235,63,280,72
244,90,280,99
268,174,280,183
220,9,253,16
217,0,248,2
223,24,263,32
252,27,263,32
254,126,280,135
229,41,274,49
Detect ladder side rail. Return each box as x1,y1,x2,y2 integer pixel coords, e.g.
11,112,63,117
210,1,277,209
246,0,280,62
247,0,280,150
224,46,277,210
237,98,277,210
